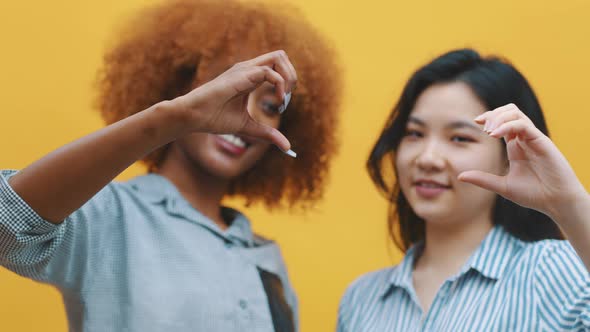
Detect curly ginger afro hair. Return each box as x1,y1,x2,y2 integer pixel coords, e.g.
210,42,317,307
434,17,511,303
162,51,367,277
96,0,342,210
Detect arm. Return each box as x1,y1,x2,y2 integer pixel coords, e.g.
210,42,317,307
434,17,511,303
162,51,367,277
458,103,590,270
533,241,590,330
8,50,297,224
550,193,590,272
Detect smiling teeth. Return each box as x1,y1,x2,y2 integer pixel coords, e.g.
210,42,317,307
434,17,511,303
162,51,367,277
220,134,246,148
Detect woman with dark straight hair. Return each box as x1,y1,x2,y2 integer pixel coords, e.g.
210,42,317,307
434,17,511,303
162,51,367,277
338,49,590,331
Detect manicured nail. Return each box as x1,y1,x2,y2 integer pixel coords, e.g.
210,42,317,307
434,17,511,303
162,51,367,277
284,149,297,158
279,92,292,114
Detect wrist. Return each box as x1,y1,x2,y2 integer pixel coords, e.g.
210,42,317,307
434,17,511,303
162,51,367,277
153,97,196,135
171,89,213,132
549,188,590,231
146,99,194,140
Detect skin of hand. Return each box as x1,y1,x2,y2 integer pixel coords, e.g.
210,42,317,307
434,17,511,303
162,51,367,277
459,103,590,269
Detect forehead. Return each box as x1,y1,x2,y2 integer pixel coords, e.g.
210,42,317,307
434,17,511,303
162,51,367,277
410,82,488,123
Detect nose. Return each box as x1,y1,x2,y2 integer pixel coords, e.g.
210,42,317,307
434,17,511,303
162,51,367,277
415,138,445,172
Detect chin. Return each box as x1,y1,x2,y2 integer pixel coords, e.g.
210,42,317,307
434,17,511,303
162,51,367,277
205,167,241,180
412,205,455,224
201,159,248,179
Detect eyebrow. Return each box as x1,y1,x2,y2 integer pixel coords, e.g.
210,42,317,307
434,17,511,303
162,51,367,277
408,116,426,126
408,116,481,132
447,120,481,131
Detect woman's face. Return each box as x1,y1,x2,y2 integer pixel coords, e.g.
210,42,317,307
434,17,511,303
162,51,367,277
169,56,283,180
395,82,506,227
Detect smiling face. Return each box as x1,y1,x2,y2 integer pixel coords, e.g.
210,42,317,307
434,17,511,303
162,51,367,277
395,82,506,228
172,80,283,180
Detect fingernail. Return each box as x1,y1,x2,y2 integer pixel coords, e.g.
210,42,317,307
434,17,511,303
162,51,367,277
279,92,292,114
284,149,297,158
474,114,484,121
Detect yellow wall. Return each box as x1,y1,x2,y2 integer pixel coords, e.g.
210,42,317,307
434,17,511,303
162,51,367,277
1,0,589,331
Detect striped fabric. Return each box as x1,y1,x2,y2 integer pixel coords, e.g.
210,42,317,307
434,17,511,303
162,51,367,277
0,170,297,332
338,225,590,331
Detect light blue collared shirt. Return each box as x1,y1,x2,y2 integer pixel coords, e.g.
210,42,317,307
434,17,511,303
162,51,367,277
338,225,590,331
0,170,297,332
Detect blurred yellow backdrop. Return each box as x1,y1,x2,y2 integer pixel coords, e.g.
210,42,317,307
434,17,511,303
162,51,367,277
1,0,589,331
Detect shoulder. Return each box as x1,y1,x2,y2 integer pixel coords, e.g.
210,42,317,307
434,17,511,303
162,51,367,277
341,266,397,307
526,238,582,269
527,239,589,290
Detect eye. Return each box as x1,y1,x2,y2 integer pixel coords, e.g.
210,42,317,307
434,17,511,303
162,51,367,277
451,135,475,143
404,129,423,139
260,100,281,115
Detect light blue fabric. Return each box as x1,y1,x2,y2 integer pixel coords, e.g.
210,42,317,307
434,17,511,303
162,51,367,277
0,170,297,332
338,225,590,331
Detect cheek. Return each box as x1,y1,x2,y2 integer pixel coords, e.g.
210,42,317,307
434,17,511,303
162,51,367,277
242,143,273,168
450,145,506,175
247,98,281,129
265,116,281,129
247,110,281,129
395,147,414,188
395,143,415,175
178,133,210,153
251,142,271,155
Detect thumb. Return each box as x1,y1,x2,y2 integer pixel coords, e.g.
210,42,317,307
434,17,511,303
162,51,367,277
239,119,292,152
458,170,507,195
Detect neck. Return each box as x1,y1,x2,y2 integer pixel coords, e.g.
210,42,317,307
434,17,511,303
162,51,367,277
157,144,230,229
416,215,493,276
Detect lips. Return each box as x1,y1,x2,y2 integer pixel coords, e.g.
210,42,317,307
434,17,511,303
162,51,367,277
215,134,250,156
413,179,451,199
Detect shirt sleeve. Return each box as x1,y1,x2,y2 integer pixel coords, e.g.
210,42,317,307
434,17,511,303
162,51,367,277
534,240,590,331
0,169,122,290
336,284,354,332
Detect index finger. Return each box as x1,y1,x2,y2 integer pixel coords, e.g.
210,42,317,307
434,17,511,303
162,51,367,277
244,50,297,93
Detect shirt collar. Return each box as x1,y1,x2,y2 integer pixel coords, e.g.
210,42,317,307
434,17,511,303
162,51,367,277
126,173,255,246
381,245,420,298
382,225,522,298
465,224,522,280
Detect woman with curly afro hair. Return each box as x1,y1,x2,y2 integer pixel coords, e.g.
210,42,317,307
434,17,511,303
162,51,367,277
0,0,341,331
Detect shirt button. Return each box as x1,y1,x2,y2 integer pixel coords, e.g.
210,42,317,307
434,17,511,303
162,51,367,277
225,242,233,249
239,300,248,309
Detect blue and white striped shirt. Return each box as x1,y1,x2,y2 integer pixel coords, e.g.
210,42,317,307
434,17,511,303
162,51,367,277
0,170,297,332
338,225,590,331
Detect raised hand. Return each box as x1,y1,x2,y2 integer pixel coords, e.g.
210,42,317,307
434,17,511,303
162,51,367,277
172,50,297,154
458,103,587,220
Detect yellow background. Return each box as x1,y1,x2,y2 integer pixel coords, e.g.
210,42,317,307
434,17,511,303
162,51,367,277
1,0,589,331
